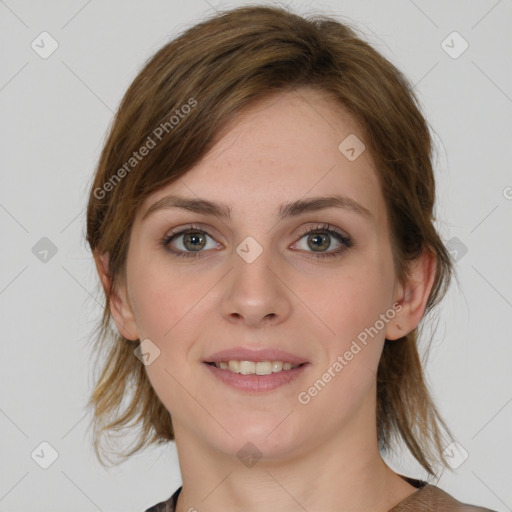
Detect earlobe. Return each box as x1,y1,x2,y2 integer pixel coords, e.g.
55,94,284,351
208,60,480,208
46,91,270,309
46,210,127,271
93,251,139,341
385,248,437,341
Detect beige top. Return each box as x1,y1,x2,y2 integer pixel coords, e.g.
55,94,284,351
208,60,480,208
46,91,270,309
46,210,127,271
144,475,497,511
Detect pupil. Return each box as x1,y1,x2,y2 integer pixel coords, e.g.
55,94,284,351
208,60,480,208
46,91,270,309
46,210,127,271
309,233,329,251
185,232,205,251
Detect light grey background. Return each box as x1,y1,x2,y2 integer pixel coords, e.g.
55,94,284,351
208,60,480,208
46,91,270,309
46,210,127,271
1,1,511,511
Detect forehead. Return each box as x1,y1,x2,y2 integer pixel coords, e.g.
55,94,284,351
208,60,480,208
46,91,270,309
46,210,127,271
139,88,386,231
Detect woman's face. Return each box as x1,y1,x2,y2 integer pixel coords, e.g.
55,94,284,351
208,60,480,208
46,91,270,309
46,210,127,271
115,87,405,461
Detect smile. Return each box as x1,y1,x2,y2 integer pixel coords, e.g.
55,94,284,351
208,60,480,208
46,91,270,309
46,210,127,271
204,361,309,393
207,360,302,375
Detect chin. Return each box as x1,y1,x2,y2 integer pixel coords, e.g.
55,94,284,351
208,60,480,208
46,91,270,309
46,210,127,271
217,418,305,460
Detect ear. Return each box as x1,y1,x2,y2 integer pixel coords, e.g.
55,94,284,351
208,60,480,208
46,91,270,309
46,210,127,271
385,248,436,340
94,251,139,341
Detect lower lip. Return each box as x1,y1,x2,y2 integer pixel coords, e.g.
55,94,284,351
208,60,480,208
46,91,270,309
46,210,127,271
203,362,309,393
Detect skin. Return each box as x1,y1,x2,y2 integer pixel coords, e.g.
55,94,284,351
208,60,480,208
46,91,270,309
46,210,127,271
97,87,436,512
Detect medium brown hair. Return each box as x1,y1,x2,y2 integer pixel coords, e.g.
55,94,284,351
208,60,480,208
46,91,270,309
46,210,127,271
85,4,455,476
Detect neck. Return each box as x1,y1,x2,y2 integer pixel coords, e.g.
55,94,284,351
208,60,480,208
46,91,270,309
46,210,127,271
172,398,416,512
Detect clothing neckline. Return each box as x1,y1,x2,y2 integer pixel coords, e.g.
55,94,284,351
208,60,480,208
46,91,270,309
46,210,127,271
165,474,430,511
392,474,430,506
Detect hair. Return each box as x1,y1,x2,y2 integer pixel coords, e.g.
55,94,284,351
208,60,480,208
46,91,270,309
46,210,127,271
85,3,456,477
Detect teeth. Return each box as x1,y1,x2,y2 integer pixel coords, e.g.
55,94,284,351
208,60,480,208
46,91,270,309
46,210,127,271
213,360,300,375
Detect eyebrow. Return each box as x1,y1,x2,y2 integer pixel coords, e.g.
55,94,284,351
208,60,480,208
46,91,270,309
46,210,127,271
142,194,373,222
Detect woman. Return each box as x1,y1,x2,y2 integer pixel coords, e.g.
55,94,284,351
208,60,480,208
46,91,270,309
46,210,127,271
85,5,496,511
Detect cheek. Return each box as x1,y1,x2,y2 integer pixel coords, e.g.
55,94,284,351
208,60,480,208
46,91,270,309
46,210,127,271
303,263,393,342
299,253,395,401
295,266,392,421
131,265,199,413
128,262,195,341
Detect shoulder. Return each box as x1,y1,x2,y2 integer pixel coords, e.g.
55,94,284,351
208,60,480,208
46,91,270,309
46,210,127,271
143,486,182,512
390,481,497,512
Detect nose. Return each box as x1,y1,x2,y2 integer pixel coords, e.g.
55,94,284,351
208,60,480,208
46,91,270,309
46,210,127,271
220,241,292,328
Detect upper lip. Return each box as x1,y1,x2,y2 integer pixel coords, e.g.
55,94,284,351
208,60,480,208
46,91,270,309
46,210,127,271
204,347,309,365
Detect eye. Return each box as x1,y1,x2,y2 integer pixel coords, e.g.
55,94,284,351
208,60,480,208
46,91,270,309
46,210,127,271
161,223,353,260
292,224,353,259
161,225,220,258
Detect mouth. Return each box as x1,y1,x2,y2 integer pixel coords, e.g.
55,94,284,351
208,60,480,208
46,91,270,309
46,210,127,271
204,360,307,375
203,359,310,393
202,347,310,392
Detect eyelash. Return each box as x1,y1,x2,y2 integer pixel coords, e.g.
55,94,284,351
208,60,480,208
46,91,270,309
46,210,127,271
160,223,353,260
